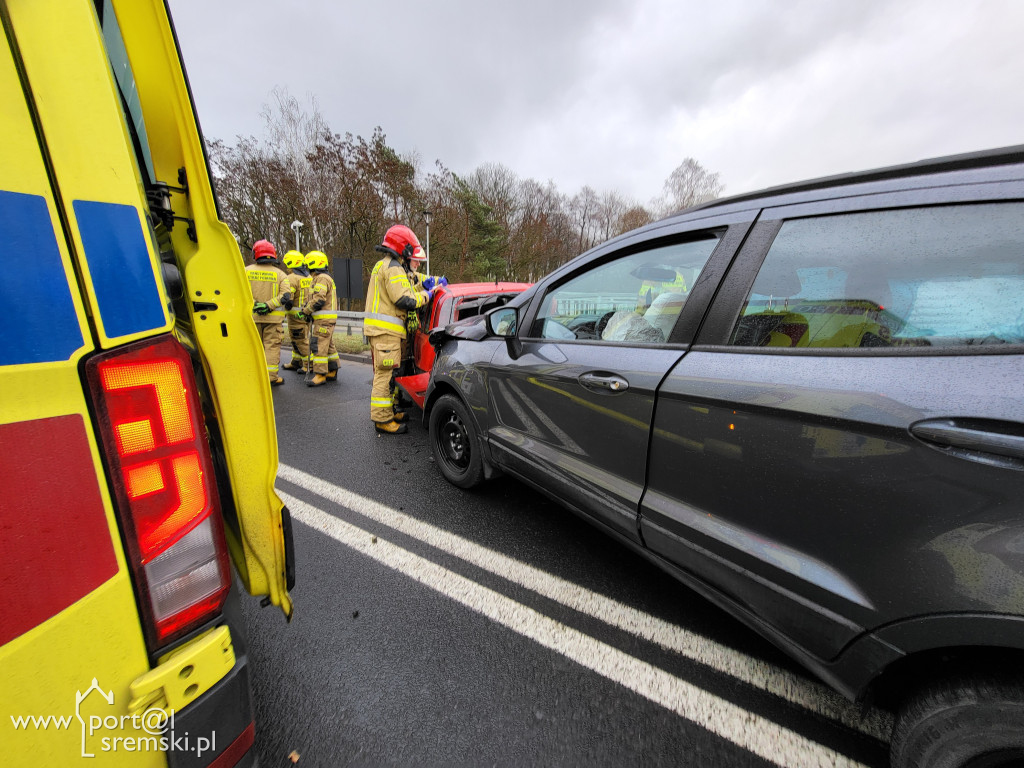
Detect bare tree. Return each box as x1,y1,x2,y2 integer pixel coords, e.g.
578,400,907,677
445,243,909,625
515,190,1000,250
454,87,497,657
655,157,725,217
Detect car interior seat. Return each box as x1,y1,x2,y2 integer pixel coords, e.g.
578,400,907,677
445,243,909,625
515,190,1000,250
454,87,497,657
803,274,895,348
642,292,687,341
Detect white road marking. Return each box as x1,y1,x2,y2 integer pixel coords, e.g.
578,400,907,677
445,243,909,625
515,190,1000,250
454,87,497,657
281,491,872,768
278,464,891,743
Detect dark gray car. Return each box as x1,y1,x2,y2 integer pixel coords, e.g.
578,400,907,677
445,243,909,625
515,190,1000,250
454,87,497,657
424,146,1024,768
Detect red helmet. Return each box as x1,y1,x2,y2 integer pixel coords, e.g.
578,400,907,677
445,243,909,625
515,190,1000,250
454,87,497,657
253,239,277,260
376,225,421,260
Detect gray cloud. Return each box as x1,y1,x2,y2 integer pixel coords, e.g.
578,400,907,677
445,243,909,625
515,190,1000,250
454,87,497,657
170,0,1024,203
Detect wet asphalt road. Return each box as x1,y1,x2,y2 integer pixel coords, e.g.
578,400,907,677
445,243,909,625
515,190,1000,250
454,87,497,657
240,358,892,768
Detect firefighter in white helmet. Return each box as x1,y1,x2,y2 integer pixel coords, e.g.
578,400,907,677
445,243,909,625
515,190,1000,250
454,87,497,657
298,250,339,387
245,239,291,386
281,249,312,374
363,225,436,434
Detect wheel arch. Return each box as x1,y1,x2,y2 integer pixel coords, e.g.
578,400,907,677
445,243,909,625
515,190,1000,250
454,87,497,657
860,614,1024,710
424,381,502,481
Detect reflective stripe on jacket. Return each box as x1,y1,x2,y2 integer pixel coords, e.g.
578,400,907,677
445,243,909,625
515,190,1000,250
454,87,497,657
362,256,427,339
301,272,337,317
245,262,290,323
285,273,312,316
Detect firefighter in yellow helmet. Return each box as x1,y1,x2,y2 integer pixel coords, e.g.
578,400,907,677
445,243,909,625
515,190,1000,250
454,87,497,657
363,225,437,434
637,267,687,311
298,250,339,387
245,239,292,385
280,250,312,374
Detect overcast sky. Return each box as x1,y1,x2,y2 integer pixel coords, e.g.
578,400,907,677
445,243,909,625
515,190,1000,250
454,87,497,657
170,0,1024,205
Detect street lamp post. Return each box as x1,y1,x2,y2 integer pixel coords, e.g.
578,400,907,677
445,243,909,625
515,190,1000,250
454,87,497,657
422,210,432,275
290,220,303,252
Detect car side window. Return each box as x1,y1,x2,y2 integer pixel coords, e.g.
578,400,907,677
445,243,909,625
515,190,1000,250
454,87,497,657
531,237,719,343
729,204,1024,349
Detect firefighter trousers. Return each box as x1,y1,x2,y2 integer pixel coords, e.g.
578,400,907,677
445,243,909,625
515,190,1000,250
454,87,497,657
310,319,338,374
257,321,283,379
370,334,402,422
287,315,310,369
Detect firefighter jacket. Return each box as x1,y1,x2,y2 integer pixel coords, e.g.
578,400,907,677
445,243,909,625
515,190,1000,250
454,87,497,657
363,256,429,339
301,270,337,320
246,262,291,324
285,269,313,321
638,271,687,310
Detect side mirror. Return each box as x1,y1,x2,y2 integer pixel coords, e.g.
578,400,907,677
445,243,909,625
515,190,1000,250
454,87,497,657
486,306,518,338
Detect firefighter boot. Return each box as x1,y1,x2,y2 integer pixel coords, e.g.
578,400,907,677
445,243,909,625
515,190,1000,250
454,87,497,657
392,410,408,423
270,376,285,386
326,371,338,382
374,419,408,435
307,374,328,387
282,360,301,371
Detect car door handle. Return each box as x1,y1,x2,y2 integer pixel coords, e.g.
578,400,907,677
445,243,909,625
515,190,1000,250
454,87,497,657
578,372,629,393
910,419,1024,461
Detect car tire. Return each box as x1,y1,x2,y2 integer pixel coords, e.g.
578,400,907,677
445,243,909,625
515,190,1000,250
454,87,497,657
891,673,1024,768
429,393,485,489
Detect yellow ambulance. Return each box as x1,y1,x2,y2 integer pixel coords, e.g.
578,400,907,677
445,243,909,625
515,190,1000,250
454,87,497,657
1,1,293,765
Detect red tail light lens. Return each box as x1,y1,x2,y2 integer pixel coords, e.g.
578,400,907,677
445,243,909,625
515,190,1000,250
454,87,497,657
86,335,229,648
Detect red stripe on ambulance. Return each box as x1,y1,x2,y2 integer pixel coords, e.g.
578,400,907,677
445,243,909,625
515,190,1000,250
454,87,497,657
0,414,118,645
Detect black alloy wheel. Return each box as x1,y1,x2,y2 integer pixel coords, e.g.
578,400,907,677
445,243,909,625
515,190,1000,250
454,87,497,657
429,394,485,489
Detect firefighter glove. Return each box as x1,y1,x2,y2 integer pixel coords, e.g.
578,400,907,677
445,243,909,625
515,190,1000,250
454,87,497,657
423,275,449,291
407,313,420,333
253,302,271,315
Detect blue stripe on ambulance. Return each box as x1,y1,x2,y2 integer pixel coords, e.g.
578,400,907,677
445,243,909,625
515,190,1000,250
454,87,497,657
73,199,165,339
0,190,83,365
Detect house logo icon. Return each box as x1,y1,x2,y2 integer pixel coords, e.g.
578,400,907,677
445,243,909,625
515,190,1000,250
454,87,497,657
75,678,114,758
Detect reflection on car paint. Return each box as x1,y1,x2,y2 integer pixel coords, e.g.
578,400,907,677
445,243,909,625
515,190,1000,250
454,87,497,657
926,523,1024,613
643,489,874,609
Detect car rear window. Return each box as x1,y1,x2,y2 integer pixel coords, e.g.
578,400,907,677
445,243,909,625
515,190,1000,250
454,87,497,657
730,203,1024,349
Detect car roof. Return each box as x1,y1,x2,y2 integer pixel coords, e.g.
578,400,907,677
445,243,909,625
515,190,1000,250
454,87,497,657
663,144,1024,224
442,282,531,298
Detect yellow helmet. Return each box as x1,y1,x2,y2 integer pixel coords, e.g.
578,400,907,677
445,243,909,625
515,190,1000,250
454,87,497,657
282,249,304,269
305,250,328,270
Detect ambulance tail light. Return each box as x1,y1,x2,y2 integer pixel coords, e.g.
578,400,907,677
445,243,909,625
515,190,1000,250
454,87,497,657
86,335,230,649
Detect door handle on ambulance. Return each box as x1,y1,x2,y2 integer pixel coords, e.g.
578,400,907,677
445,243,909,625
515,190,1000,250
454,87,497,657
910,419,1024,463
578,372,629,393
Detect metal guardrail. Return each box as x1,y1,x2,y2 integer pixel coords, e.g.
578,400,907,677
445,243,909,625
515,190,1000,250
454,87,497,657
555,293,636,316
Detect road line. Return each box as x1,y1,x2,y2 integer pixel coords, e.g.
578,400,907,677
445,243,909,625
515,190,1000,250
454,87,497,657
278,464,892,742
281,491,871,768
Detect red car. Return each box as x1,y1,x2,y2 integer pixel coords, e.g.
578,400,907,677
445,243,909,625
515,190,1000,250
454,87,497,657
395,281,530,409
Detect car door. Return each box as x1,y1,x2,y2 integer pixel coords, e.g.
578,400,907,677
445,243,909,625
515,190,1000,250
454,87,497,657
641,183,1024,663
483,216,754,542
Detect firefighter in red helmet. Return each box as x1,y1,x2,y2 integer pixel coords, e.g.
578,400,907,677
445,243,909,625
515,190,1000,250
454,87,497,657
245,239,292,386
362,225,436,434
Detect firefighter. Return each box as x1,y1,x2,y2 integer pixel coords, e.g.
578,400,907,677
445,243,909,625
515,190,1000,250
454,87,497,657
363,225,437,434
637,267,687,311
398,263,448,399
299,250,339,387
245,239,292,386
281,250,312,374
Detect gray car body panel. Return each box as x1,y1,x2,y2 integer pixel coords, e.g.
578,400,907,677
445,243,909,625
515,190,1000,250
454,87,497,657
426,148,1024,701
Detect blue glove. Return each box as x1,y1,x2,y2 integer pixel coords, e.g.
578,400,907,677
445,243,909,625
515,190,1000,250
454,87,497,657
438,276,448,287
423,276,437,291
